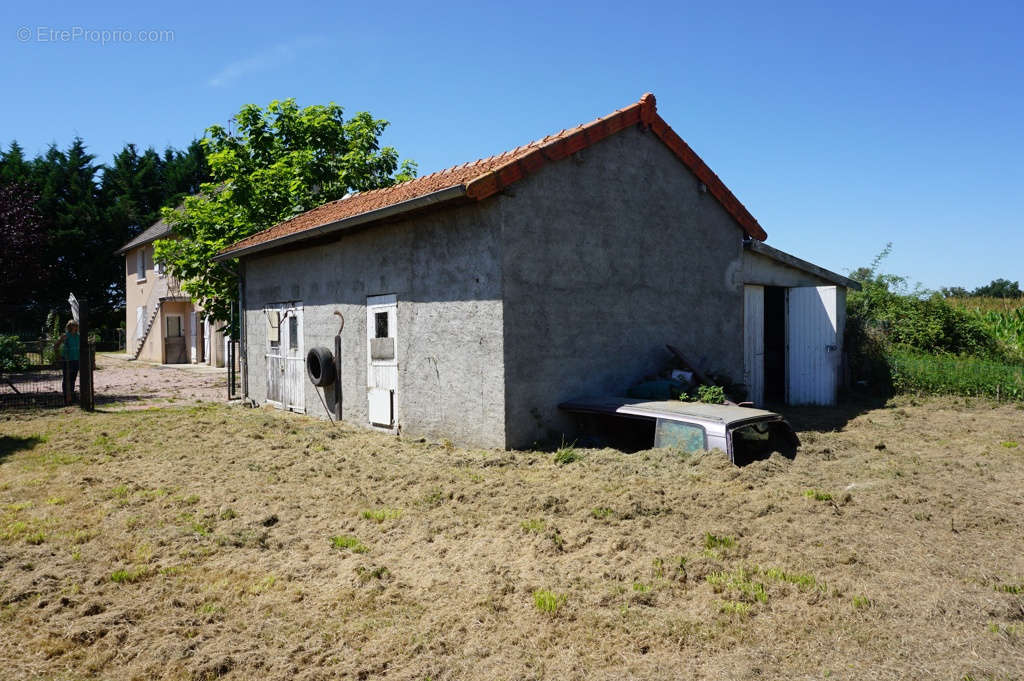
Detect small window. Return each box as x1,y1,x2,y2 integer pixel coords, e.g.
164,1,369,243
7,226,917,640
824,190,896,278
654,419,707,452
289,314,299,350
155,260,164,276
375,311,389,339
136,249,146,281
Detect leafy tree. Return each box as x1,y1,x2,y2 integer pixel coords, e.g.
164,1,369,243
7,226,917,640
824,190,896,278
0,181,49,329
972,278,1022,299
940,286,970,298
154,99,416,329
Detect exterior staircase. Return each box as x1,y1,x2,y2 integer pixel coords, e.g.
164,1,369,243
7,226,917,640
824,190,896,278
130,303,162,360
129,274,189,361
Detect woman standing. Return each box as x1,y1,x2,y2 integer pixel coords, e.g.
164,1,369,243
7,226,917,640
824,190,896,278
55,320,80,405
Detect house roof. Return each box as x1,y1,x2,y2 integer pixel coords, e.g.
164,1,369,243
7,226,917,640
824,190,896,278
217,93,768,260
117,216,173,254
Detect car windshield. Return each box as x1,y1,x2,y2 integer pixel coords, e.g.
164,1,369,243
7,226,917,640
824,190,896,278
730,420,798,465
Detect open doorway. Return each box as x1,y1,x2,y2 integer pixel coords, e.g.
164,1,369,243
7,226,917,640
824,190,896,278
764,286,786,402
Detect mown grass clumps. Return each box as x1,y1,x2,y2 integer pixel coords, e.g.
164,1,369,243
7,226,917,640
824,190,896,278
759,566,825,591
329,535,368,553
852,594,872,609
804,489,833,502
533,589,567,615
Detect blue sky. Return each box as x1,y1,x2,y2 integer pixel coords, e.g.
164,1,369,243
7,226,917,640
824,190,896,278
2,0,1021,290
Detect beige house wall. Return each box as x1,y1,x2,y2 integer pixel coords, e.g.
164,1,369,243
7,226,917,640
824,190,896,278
123,242,226,366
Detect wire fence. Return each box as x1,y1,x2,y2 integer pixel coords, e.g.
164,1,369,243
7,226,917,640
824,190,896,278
0,340,94,408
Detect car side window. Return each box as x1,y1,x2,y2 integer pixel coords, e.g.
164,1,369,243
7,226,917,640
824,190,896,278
654,419,707,452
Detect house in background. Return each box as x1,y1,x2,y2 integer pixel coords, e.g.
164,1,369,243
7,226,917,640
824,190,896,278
117,216,228,366
217,93,858,449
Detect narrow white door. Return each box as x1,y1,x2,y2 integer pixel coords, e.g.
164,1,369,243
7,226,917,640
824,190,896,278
786,286,839,405
265,305,305,412
366,295,397,427
743,285,765,405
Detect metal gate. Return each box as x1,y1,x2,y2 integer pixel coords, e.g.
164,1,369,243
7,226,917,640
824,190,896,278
265,304,304,412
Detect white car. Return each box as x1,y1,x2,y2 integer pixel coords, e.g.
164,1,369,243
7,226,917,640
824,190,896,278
559,396,800,465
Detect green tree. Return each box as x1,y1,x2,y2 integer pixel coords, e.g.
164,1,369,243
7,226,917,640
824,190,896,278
972,278,1022,299
154,99,416,328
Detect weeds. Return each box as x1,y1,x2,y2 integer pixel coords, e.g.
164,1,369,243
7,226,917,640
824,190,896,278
852,595,872,609
360,508,402,523
329,535,368,553
590,507,614,520
804,489,833,502
706,568,768,604
553,441,580,465
110,566,149,584
533,589,567,615
994,582,1023,595
759,566,825,591
521,518,545,533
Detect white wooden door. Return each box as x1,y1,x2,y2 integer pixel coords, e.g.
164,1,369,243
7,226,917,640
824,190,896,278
786,286,839,406
266,304,305,412
743,285,765,406
366,294,397,427
189,311,198,363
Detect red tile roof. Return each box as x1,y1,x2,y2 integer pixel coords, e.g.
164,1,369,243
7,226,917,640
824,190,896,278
220,93,766,257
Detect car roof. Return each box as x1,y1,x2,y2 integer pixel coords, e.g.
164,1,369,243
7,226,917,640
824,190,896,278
558,395,783,426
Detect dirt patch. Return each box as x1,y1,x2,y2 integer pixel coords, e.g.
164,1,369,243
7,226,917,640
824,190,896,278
0,397,1022,680
90,353,228,409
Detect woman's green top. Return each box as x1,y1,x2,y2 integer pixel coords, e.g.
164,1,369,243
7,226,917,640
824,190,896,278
64,332,80,362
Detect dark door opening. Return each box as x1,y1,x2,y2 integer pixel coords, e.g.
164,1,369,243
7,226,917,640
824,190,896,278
764,286,786,403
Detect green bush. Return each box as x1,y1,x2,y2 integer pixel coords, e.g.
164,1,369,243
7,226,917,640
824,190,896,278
0,335,30,372
887,348,1024,401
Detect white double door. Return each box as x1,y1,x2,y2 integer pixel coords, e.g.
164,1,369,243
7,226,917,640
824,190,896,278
266,304,304,412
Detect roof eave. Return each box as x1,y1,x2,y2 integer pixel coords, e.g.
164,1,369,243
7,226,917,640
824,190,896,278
214,185,468,262
744,240,861,290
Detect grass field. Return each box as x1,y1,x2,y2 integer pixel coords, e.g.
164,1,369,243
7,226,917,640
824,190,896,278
1,398,1023,680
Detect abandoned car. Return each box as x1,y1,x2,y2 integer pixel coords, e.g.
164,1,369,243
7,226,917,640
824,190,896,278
559,396,799,465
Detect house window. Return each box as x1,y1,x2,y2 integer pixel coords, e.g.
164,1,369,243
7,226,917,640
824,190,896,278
375,311,389,339
155,259,164,276
166,315,183,338
136,248,146,282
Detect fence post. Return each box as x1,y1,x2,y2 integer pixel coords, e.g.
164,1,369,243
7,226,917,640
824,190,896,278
79,302,94,411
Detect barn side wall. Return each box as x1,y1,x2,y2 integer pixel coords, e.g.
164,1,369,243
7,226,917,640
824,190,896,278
241,201,506,448
498,124,748,448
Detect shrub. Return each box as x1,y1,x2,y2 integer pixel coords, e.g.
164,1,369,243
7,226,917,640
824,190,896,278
0,335,29,372
679,385,726,404
887,349,1024,402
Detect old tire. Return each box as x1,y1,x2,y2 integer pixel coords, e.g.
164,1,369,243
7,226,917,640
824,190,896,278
306,346,336,387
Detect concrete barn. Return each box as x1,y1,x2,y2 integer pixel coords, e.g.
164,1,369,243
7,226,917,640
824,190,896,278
217,93,858,449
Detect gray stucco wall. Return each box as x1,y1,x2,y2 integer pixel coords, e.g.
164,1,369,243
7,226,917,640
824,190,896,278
498,125,748,448
740,250,838,288
242,201,506,448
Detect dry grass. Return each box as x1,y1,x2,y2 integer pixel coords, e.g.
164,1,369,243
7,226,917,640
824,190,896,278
0,396,1022,680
